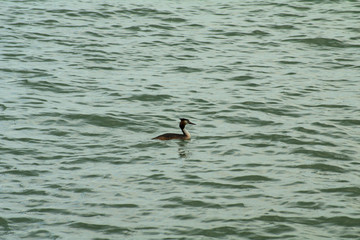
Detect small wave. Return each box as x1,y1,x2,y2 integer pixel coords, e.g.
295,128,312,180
284,37,352,48
251,30,270,36
293,163,346,173
291,148,351,161
148,24,175,30
314,216,360,227
20,79,75,93
24,229,55,239
173,66,203,73
125,94,172,102
320,187,360,197
161,17,187,23
331,119,360,127
278,60,302,65
270,24,297,30
174,226,242,238
161,197,222,209
2,170,48,177
292,127,319,135
226,175,277,182
124,25,142,31
0,104,7,111
172,214,196,220
84,203,138,208
77,10,112,18
287,201,324,210
10,189,48,196
184,180,257,190
69,222,132,234
62,113,138,128
27,208,72,215
84,31,104,37
229,75,254,81
304,104,352,109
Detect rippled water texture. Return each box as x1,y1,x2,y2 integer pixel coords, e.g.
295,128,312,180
1,0,360,239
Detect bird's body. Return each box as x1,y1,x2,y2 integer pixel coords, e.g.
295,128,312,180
153,118,195,140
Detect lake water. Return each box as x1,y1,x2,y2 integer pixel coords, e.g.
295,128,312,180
1,0,360,239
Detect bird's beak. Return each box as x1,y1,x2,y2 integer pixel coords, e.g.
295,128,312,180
189,121,196,125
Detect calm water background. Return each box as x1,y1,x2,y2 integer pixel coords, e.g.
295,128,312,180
1,0,360,239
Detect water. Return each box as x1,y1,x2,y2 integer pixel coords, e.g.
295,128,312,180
1,0,360,239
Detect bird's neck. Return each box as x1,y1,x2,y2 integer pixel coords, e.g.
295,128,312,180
180,124,191,139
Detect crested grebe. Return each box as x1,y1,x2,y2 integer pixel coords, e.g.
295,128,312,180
152,118,196,140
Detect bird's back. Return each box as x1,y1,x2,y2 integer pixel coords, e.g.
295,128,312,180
152,133,186,140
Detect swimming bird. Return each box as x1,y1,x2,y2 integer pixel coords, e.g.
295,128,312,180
153,118,196,140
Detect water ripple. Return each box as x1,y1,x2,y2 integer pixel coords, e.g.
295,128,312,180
1,0,360,239
69,222,132,234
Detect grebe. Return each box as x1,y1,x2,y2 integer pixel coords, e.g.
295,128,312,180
153,118,196,140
